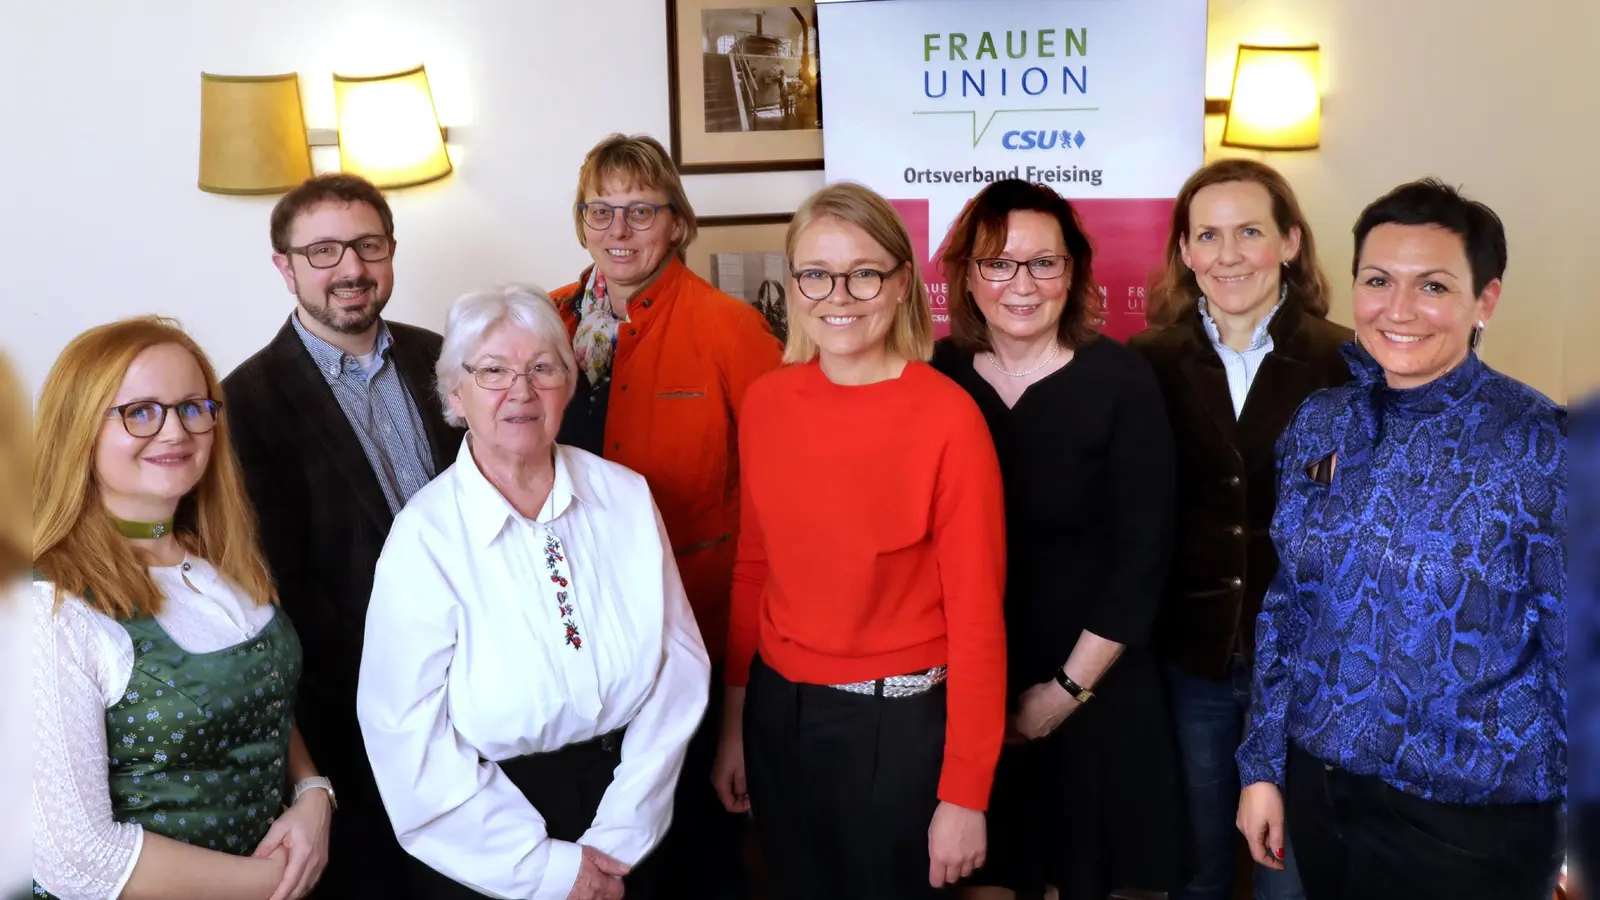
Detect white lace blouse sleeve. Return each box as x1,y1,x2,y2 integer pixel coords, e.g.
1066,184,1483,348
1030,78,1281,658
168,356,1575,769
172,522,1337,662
30,582,144,900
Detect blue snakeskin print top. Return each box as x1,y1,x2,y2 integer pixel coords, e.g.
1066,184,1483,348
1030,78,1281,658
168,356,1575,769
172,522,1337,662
1237,342,1566,804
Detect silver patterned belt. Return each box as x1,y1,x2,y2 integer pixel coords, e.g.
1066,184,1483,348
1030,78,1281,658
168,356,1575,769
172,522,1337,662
828,665,948,698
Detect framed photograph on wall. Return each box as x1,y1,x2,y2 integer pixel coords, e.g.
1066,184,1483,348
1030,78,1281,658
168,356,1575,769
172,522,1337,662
666,0,824,173
685,213,794,341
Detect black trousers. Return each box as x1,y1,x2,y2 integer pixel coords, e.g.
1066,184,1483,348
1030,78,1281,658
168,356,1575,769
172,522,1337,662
653,662,751,899
408,728,664,899
744,655,949,900
1284,743,1563,900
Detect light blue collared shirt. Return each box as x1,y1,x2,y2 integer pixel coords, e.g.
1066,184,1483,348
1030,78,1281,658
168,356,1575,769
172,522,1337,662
1198,290,1283,419
291,312,436,514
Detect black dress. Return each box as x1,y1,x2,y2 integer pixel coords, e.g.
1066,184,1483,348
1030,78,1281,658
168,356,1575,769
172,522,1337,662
932,337,1183,900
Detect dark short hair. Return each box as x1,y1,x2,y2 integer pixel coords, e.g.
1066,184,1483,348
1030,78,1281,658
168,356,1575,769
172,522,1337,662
1352,178,1507,296
937,179,1100,352
269,173,395,254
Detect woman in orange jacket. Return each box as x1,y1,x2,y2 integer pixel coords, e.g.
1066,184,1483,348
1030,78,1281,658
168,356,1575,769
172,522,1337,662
550,131,784,899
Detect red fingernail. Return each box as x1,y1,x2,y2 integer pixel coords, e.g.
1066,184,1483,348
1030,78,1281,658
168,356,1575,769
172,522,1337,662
1275,848,1284,859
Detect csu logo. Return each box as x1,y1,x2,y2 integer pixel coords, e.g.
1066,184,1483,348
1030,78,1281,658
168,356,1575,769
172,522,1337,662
1001,129,1086,151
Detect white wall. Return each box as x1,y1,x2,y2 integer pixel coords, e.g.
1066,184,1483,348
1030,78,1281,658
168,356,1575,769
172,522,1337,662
3,0,825,394
6,0,1595,400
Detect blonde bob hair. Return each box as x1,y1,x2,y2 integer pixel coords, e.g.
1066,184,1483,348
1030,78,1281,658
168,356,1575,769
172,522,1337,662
34,317,276,618
781,182,935,365
572,133,698,253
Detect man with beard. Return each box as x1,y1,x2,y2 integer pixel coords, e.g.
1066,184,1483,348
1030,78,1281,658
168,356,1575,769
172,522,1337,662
223,173,463,898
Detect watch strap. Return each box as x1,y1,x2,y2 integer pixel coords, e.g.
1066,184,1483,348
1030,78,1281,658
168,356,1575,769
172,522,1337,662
292,776,337,810
1053,668,1095,703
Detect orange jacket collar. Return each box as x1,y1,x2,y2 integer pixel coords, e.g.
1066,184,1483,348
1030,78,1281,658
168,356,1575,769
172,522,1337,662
560,255,689,323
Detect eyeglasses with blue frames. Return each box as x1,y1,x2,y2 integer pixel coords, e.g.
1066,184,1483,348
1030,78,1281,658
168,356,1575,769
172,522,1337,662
791,267,900,302
285,235,394,269
577,201,672,231
971,255,1071,282
463,362,571,391
105,399,223,438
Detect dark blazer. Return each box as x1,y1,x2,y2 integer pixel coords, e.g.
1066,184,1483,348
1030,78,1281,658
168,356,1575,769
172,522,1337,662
1128,298,1353,681
222,317,463,896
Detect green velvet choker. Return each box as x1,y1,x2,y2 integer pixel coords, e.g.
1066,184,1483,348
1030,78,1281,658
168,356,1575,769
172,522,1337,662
114,518,174,540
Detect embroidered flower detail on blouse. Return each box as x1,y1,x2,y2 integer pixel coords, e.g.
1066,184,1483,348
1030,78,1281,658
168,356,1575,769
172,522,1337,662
542,533,583,650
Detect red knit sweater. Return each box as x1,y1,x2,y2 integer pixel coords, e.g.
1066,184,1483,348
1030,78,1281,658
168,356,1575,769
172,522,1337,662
726,360,1007,811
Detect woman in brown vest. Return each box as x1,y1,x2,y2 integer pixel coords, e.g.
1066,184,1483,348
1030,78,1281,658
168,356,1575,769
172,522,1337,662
1128,159,1351,900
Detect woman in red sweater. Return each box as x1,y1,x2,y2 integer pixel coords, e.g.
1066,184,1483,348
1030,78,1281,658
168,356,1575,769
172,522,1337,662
711,182,1009,900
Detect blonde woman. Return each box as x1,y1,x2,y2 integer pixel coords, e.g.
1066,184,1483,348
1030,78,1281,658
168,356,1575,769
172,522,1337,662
0,353,25,581
1,353,29,899
712,183,1009,900
31,318,330,900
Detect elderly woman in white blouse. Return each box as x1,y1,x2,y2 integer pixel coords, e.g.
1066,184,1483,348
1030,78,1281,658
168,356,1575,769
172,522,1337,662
356,284,712,900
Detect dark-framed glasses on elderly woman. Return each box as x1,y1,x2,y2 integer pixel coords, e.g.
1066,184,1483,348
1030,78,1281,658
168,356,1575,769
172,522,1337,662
972,255,1070,282
463,363,570,391
105,399,222,437
577,201,671,231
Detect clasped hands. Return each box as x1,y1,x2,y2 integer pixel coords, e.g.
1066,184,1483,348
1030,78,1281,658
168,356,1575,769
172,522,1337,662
569,845,630,900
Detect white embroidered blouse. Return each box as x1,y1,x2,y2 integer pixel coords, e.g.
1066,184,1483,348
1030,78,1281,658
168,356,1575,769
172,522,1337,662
356,439,711,900
30,559,277,899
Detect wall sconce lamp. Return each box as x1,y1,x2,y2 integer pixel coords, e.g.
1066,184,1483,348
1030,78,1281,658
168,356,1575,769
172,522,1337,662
198,65,452,195
1205,44,1322,151
197,73,314,195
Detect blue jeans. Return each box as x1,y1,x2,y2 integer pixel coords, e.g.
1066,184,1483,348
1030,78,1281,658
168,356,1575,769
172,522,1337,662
1165,656,1305,900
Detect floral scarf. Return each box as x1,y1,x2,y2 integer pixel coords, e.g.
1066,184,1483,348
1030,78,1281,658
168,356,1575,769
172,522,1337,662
572,268,627,387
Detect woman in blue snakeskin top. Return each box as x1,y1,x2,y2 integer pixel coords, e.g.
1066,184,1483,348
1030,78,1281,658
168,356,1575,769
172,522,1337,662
1234,179,1566,900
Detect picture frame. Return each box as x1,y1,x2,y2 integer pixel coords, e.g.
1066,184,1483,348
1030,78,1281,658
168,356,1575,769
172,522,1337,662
666,0,825,174
685,213,795,341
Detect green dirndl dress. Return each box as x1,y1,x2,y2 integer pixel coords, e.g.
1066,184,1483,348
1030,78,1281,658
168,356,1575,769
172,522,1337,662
33,610,300,898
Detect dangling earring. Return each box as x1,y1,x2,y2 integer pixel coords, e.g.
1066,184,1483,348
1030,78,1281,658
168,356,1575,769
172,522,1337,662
1470,320,1485,350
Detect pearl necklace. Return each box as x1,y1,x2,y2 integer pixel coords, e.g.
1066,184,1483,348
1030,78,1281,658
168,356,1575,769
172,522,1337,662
987,341,1060,378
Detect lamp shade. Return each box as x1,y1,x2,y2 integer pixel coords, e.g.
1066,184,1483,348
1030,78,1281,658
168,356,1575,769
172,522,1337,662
198,73,313,195
333,64,452,189
1221,44,1321,151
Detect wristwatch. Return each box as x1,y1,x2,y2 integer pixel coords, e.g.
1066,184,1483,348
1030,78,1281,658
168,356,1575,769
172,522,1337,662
1053,668,1095,704
292,776,338,811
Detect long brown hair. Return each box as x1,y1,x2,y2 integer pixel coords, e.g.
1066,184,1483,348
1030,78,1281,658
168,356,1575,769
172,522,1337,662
937,179,1101,352
1146,159,1331,328
34,317,276,618
782,182,935,365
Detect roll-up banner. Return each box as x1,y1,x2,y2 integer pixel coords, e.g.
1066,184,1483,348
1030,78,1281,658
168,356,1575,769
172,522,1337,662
817,0,1208,340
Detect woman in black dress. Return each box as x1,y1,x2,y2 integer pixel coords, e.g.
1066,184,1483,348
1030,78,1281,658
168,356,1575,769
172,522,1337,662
932,179,1182,900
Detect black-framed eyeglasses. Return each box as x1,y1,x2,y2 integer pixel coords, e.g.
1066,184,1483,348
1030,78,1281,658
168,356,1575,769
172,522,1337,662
577,202,672,231
463,363,570,391
285,235,394,269
791,267,897,302
105,399,222,438
971,255,1071,282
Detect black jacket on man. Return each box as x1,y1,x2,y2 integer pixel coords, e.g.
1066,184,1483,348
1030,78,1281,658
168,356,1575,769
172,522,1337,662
223,317,463,898
1128,297,1353,681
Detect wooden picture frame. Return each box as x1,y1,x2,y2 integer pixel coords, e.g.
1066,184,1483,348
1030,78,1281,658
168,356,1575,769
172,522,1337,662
666,0,825,174
686,213,795,340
